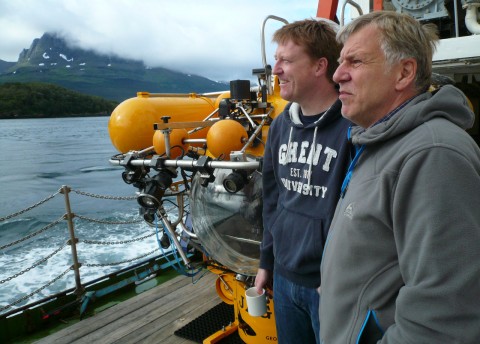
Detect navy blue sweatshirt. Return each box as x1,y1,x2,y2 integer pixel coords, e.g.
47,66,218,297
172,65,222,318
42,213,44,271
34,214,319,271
260,99,351,288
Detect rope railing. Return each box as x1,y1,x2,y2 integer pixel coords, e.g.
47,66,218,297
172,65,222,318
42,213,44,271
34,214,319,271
0,185,182,315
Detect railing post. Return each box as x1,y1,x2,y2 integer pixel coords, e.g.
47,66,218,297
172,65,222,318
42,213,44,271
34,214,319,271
61,185,84,296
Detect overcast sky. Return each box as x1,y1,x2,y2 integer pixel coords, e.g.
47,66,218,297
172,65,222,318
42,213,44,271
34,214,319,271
0,0,324,82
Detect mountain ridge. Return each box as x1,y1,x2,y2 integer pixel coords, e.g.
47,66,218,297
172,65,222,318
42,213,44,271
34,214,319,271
0,33,228,102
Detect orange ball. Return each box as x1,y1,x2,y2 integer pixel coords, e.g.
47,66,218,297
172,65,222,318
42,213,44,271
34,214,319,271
207,120,248,160
153,128,189,158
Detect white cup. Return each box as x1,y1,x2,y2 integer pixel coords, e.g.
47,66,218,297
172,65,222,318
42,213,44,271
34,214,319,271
245,287,267,317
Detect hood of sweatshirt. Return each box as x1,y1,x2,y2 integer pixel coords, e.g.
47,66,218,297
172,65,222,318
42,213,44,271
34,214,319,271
350,85,475,146
287,98,343,129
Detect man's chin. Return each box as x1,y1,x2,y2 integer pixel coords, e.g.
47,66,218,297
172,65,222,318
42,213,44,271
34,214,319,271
279,91,292,101
340,109,354,121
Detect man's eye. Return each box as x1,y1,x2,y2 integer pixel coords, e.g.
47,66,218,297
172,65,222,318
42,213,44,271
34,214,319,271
350,60,362,67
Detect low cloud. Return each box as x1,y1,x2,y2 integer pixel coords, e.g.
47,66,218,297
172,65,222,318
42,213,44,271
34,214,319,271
0,0,317,81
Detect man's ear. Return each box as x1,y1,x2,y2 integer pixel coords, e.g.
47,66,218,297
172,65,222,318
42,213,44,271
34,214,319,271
395,58,417,91
315,57,328,76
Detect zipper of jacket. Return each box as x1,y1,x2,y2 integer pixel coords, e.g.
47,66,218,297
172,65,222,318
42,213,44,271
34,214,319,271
321,127,362,264
340,127,365,198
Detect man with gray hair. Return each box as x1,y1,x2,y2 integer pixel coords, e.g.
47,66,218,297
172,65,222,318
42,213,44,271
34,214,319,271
320,10,480,343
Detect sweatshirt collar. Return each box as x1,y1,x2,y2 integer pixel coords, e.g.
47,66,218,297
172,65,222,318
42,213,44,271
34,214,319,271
370,96,416,128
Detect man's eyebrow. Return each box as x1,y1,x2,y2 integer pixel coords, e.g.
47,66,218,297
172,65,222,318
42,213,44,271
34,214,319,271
337,54,350,64
339,51,364,63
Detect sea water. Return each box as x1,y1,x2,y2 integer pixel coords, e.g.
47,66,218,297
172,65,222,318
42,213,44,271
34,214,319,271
0,117,165,313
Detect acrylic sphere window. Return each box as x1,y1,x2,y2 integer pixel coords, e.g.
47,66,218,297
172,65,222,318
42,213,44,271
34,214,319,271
189,168,263,276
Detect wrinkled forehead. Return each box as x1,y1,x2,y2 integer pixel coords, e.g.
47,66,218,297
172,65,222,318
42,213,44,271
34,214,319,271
340,26,382,57
337,22,379,44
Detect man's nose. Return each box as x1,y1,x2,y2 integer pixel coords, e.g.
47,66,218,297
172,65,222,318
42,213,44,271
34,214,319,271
272,62,282,75
333,63,346,84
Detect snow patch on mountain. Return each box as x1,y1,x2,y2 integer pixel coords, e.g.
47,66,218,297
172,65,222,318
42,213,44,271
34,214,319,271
59,54,73,62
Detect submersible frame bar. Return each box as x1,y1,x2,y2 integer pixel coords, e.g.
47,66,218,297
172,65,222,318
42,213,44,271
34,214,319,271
110,157,260,171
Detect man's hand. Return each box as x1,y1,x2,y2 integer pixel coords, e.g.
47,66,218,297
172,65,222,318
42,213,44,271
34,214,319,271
255,268,273,294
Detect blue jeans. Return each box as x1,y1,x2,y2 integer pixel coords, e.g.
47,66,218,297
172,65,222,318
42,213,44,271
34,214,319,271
273,272,320,344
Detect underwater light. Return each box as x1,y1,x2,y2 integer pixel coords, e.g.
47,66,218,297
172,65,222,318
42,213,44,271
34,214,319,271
140,207,158,226
122,167,145,185
223,170,248,194
137,188,163,210
139,208,172,249
137,171,173,209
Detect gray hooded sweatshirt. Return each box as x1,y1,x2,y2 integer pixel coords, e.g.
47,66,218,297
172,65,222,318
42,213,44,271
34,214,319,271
320,85,480,343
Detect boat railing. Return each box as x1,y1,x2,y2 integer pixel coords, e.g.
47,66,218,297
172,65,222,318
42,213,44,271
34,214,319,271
0,185,185,318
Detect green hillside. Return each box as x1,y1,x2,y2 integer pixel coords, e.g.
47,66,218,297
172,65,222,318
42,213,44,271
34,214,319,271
0,33,228,102
1,65,226,102
0,82,118,119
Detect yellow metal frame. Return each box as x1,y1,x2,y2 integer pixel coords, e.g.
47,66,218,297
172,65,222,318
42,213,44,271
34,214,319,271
206,268,277,344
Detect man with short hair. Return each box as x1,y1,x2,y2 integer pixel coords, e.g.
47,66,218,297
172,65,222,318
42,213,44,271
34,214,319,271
320,11,480,343
255,19,351,344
